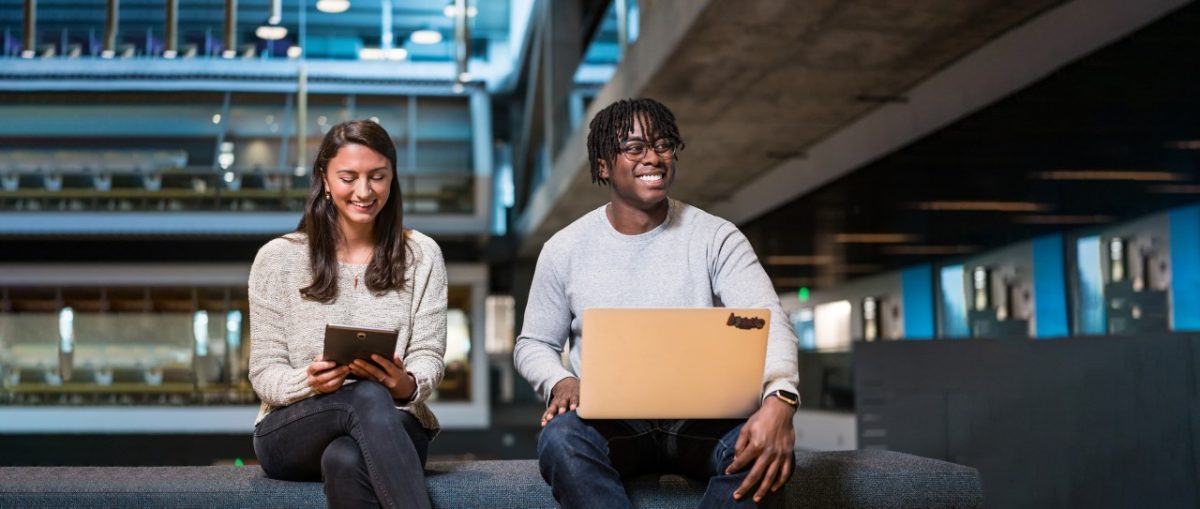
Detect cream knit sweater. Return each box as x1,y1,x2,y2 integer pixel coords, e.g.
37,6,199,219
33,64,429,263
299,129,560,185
248,230,448,431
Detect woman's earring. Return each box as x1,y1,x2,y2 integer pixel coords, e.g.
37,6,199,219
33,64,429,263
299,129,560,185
325,191,331,200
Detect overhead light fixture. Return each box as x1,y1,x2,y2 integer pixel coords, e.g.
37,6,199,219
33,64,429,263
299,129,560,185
359,47,408,60
765,255,835,266
257,0,287,40
772,277,815,288
1032,170,1187,182
882,245,978,255
287,45,302,58
212,114,222,124
832,233,920,244
1165,140,1200,150
443,3,478,17
316,0,351,14
914,201,1051,212
1012,214,1113,225
410,29,443,45
256,24,288,40
1149,184,1200,194
823,264,881,274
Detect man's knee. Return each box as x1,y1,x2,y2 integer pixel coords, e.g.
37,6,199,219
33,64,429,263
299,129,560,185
538,411,607,468
538,411,585,449
321,436,364,477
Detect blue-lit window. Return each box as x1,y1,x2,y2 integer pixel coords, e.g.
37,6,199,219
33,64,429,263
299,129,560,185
1076,235,1106,335
939,265,969,338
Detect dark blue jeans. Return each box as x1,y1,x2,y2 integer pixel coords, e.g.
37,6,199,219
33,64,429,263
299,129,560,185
537,411,791,509
253,381,433,509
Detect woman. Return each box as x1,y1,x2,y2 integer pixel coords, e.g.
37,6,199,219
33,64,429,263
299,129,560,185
248,120,447,509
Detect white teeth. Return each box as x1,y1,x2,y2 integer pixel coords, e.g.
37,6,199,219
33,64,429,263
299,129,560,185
351,200,375,207
638,174,663,182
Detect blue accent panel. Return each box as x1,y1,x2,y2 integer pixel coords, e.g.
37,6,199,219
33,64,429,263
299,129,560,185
1032,234,1069,338
902,264,935,339
1169,205,1200,331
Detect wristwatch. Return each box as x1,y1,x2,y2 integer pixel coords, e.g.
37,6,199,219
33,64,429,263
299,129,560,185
768,389,799,408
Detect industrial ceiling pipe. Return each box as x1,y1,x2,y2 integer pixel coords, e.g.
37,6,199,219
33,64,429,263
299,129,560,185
164,0,178,57
22,0,36,58
102,0,118,57
224,0,237,57
454,0,469,81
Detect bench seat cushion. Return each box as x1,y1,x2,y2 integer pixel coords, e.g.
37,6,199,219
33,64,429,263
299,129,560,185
0,450,982,508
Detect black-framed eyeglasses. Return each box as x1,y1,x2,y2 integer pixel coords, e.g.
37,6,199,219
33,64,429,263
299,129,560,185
619,139,678,162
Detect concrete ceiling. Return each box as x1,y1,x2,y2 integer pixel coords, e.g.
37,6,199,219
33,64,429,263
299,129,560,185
517,0,1068,255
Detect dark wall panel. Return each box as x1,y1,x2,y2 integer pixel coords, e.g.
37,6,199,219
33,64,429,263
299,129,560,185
854,336,1199,509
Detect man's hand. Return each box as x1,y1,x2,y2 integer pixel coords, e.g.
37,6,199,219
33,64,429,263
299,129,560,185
725,396,796,503
307,354,350,394
541,377,580,427
350,353,418,402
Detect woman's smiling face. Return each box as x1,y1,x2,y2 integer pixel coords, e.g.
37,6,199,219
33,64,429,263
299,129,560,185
322,143,394,229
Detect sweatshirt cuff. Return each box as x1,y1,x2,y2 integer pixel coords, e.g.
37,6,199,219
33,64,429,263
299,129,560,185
760,379,801,408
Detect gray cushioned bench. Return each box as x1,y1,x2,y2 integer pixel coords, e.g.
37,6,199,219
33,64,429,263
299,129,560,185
0,450,982,508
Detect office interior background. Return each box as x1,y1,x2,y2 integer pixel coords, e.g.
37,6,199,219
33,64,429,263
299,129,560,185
1,0,1198,507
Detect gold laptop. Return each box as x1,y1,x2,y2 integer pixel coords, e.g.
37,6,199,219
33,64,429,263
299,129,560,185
576,308,770,419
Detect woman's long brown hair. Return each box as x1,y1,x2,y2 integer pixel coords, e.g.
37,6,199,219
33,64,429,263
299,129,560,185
296,120,407,303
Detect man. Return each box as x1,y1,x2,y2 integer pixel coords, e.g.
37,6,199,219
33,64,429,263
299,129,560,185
513,98,800,508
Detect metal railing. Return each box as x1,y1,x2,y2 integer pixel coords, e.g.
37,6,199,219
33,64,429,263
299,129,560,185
0,165,475,214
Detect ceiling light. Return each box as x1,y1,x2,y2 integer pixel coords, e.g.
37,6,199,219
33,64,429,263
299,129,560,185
256,24,288,40
410,29,443,45
1012,215,1113,225
914,201,1051,212
211,114,221,124
832,233,920,244
287,46,302,58
823,264,881,274
1032,170,1187,182
316,0,350,13
1149,184,1200,194
1165,140,1200,150
772,277,815,288
359,48,408,60
882,245,979,255
443,4,478,17
765,255,834,266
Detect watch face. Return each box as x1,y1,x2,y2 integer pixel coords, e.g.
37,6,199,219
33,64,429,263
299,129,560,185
775,390,799,406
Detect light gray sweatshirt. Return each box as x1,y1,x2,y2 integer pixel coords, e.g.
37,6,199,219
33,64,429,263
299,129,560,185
248,231,448,431
513,199,800,406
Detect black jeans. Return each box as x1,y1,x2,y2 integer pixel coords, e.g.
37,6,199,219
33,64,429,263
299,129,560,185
537,411,791,509
253,381,433,509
